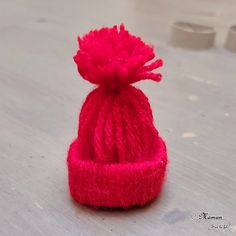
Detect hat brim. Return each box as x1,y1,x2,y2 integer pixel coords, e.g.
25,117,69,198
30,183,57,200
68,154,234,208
67,137,167,208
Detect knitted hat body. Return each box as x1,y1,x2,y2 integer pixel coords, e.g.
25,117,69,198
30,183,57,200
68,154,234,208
67,25,167,208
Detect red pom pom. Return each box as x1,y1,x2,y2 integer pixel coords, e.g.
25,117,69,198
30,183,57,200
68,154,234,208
74,24,163,89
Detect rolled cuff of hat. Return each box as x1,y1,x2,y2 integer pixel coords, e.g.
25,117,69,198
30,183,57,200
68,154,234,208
67,137,168,208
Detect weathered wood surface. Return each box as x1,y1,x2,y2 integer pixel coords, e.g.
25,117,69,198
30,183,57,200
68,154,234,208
0,0,235,235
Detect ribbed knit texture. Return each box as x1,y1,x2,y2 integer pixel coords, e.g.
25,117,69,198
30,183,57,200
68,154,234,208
67,25,168,208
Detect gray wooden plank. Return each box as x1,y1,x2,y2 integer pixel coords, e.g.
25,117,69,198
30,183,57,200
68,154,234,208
0,0,235,235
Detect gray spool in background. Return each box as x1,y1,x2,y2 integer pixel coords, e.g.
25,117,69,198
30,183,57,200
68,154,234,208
224,25,236,53
170,22,216,50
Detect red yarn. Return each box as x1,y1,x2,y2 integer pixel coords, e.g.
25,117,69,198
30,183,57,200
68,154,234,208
67,25,168,208
73,24,163,89
68,137,167,208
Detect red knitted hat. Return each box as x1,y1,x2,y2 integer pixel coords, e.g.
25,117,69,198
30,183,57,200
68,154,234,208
67,25,168,208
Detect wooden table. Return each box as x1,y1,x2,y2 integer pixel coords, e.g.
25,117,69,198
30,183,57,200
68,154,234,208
0,0,235,235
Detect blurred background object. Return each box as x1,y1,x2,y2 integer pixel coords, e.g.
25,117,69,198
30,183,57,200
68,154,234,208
224,25,236,52
170,22,216,49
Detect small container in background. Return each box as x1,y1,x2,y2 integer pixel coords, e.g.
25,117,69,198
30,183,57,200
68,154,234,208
170,22,216,50
224,25,236,53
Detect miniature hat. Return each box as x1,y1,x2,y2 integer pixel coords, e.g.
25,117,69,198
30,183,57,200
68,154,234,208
67,25,168,208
